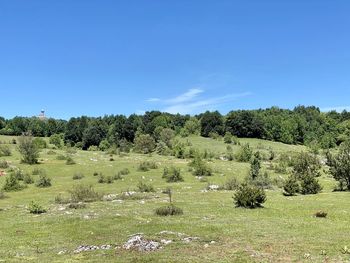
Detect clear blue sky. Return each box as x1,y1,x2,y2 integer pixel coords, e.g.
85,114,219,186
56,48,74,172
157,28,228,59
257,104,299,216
1,0,349,119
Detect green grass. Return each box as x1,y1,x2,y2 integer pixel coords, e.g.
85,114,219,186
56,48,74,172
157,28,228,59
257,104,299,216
0,135,349,262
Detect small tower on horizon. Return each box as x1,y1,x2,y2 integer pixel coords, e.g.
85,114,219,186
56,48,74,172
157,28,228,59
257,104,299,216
38,109,46,120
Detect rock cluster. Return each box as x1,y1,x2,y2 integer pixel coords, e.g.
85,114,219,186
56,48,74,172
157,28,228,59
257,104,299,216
123,235,161,252
73,244,112,253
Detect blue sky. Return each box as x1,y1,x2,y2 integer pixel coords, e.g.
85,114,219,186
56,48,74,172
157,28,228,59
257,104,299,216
0,0,349,119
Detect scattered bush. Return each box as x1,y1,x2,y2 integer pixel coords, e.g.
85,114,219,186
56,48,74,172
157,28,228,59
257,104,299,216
113,173,123,180
190,155,212,177
18,133,40,164
0,145,11,157
35,175,52,188
28,201,46,214
223,177,240,190
246,171,272,189
67,202,87,209
233,183,266,209
314,210,327,218
93,172,99,176
0,160,9,169
137,161,158,172
328,141,350,191
2,173,25,192
155,205,183,216
283,175,300,196
300,174,322,195
54,194,70,204
0,191,6,199
118,168,130,176
23,174,34,184
224,132,233,144
33,137,47,149
249,152,261,179
56,154,67,160
134,134,156,154
32,168,46,176
69,184,101,202
137,181,155,193
235,144,253,162
292,152,321,179
98,174,106,183
65,156,76,165
72,173,84,180
162,166,184,182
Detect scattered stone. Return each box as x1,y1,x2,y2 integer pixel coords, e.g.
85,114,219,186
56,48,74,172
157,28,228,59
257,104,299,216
204,244,209,248
139,200,145,204
74,244,112,253
123,235,161,252
210,241,216,244
57,250,67,255
160,239,172,245
103,194,118,201
158,230,185,237
207,184,220,191
182,237,199,243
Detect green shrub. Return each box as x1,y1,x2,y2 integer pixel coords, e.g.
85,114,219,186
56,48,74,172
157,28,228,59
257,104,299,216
292,152,321,178
72,173,84,180
0,191,6,199
233,183,266,209
18,133,40,164
249,152,261,179
190,156,212,177
246,171,272,189
105,176,113,184
314,210,327,218
235,144,253,162
13,170,24,181
137,181,155,193
32,168,46,175
35,175,52,188
56,154,67,160
54,194,70,204
2,173,25,192
33,137,47,149
224,132,233,144
0,145,11,157
65,156,76,165
93,172,99,176
137,161,158,172
67,202,87,209
118,168,130,176
28,201,47,214
97,174,105,183
113,173,123,180
162,166,184,182
300,174,322,195
23,174,34,184
223,177,240,190
283,175,300,196
155,205,183,216
0,160,9,169
69,184,101,203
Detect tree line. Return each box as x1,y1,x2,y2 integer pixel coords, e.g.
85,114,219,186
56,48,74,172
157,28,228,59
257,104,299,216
1,105,350,149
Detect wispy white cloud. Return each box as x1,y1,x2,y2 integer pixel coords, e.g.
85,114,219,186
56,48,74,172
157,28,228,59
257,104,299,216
146,98,160,102
163,92,251,114
146,88,251,114
321,106,350,112
165,88,203,104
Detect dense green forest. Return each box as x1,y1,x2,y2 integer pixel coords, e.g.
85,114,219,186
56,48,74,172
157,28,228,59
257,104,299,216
1,106,350,150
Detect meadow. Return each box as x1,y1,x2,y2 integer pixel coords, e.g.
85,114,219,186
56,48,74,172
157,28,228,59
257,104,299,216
0,135,349,262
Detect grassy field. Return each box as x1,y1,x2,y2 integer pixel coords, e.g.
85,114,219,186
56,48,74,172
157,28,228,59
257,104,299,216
0,135,349,262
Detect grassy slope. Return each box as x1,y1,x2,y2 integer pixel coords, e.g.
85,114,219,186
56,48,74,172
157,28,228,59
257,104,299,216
0,135,349,262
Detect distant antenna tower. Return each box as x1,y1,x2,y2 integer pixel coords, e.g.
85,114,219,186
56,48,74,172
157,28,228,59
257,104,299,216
38,109,46,120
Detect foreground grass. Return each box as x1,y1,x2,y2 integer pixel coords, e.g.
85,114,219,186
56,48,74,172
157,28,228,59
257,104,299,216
0,136,349,262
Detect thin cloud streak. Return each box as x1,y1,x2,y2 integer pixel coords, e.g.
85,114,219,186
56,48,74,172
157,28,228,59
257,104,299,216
321,106,350,112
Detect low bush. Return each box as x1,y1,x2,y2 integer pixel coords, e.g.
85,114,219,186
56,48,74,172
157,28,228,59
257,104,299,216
56,154,67,160
0,160,9,169
283,175,300,196
137,181,155,193
223,177,240,190
28,201,46,214
113,173,123,180
54,194,70,204
137,161,158,172
69,184,101,203
35,175,52,188
32,168,46,176
72,173,84,180
314,210,327,218
235,144,253,162
67,202,87,209
162,166,184,182
65,156,76,165
118,168,130,176
155,204,183,216
0,145,11,157
2,173,26,192
233,183,266,209
300,174,322,195
190,156,212,177
23,174,34,184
